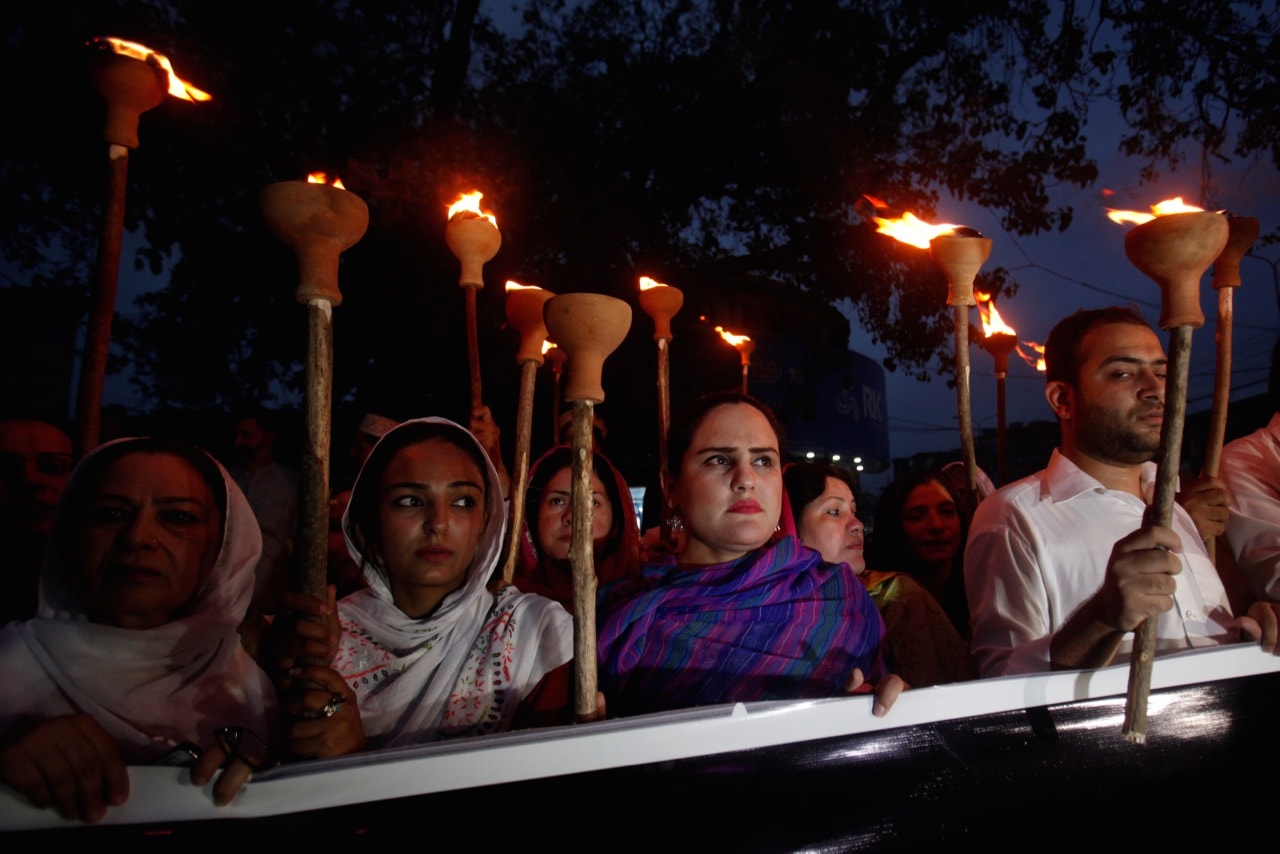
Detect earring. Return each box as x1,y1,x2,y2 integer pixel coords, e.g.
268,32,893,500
668,513,685,533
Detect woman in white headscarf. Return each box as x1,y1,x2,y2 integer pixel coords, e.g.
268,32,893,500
278,417,574,756
0,437,276,821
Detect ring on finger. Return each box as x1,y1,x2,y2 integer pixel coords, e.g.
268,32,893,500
322,693,344,718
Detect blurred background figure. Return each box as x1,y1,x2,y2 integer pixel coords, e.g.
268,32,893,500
227,408,298,616
0,418,73,623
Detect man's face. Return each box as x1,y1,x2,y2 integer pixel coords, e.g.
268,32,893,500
1055,322,1167,466
231,418,271,466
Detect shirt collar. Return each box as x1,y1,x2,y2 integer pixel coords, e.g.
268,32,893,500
1040,448,1156,504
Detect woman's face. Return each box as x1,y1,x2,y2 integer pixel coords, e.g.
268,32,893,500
376,437,487,618
670,403,781,566
901,480,962,568
76,452,222,629
797,476,865,573
536,466,613,562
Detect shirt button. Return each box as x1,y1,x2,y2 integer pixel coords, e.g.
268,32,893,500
1184,610,1196,619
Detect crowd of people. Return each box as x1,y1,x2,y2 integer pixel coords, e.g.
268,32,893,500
3,305,1280,823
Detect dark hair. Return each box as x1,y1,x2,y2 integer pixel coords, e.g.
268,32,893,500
1044,305,1151,386
1269,338,1280,412
345,421,490,577
783,462,858,523
524,446,623,559
865,470,965,575
667,391,786,478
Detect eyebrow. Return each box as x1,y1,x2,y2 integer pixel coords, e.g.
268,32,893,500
694,445,779,456
92,494,208,507
383,480,484,492
1099,354,1168,368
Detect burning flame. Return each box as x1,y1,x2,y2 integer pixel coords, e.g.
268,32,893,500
1019,341,1046,372
504,280,540,292
307,172,346,190
542,340,554,356
639,276,670,290
863,195,959,249
1105,196,1204,226
715,326,751,349
93,37,211,102
975,290,1017,338
447,191,497,226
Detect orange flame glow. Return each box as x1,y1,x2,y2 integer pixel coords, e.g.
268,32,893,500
1105,196,1204,226
504,280,540,292
1017,340,1046,372
447,191,497,226
639,276,670,290
715,326,751,349
94,37,211,102
975,291,1017,338
863,195,959,248
307,172,346,190
542,340,554,355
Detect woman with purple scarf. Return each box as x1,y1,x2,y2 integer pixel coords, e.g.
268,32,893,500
596,391,905,717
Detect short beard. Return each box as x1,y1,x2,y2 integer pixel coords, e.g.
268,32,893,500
1076,407,1161,465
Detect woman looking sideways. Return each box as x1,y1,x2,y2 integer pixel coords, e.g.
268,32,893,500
596,391,904,717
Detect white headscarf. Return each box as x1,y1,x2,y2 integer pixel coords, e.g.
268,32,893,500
336,417,573,745
0,438,276,761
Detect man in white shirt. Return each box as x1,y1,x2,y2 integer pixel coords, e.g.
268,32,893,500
1220,340,1280,603
965,306,1279,677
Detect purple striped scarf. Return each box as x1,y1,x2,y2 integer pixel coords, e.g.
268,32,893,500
597,536,886,715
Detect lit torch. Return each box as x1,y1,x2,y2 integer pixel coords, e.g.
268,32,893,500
975,291,1019,485
445,191,501,413
542,293,633,721
868,197,991,492
716,326,754,394
1108,196,1229,743
499,281,556,585
638,276,684,482
76,37,210,455
260,174,369,599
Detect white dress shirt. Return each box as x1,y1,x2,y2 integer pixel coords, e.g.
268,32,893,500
1220,412,1280,601
965,450,1234,677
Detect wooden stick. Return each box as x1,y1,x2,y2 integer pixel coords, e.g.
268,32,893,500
74,146,129,456
1122,324,1192,742
954,305,978,492
465,286,483,411
569,400,599,719
501,360,538,584
657,338,671,481
298,299,334,597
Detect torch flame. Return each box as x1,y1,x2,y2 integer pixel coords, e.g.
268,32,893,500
307,172,346,190
1017,340,1046,372
542,340,554,355
93,37,211,102
447,191,497,226
1105,196,1204,226
504,280,540,292
715,326,751,349
975,290,1017,338
639,276,670,291
862,196,960,249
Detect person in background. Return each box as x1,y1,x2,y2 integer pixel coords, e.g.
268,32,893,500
227,408,299,616
514,445,641,606
0,418,74,623
785,462,975,687
866,470,971,639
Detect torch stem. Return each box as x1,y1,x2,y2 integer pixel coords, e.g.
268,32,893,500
1200,287,1234,565
466,286,483,411
297,298,334,600
500,360,539,585
954,305,978,493
740,362,749,395
1122,323,1193,743
996,370,1008,486
570,399,600,721
74,146,130,456
657,338,671,482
